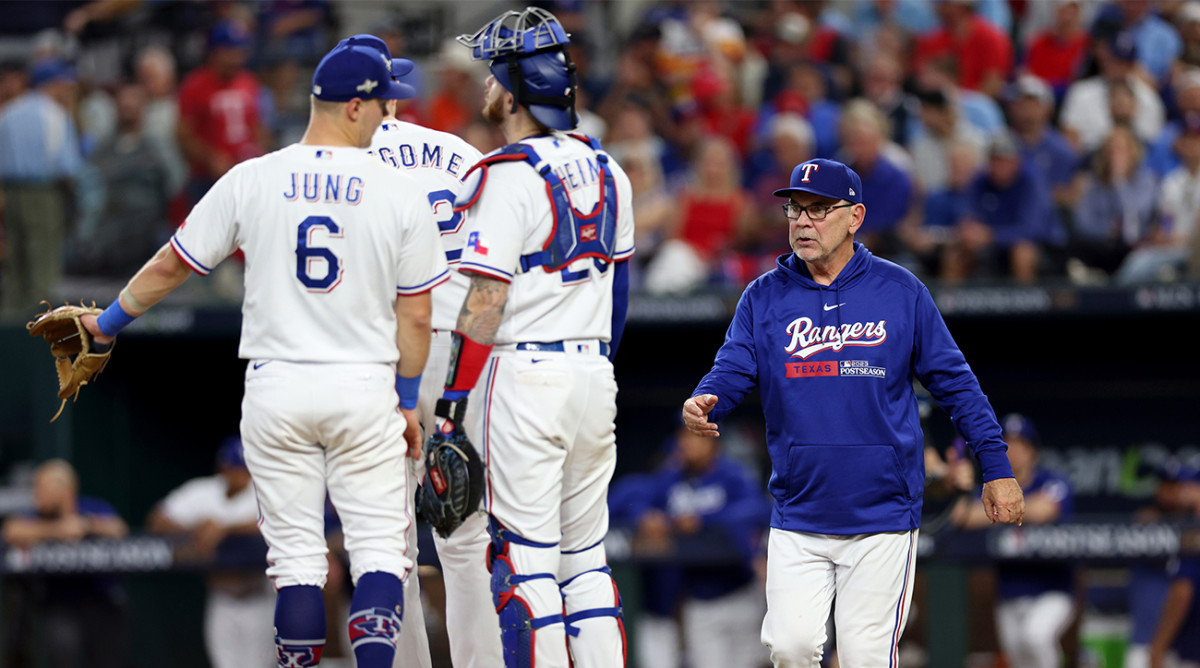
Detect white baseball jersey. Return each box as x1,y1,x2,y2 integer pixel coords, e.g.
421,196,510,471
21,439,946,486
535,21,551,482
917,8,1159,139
456,132,635,344
368,120,483,332
170,143,448,363
159,475,276,668
159,475,260,527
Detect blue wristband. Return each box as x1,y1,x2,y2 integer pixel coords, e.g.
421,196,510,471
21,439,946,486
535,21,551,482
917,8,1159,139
96,300,137,337
395,374,422,410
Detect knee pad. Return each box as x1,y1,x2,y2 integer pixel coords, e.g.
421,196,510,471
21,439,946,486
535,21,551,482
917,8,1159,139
487,517,563,668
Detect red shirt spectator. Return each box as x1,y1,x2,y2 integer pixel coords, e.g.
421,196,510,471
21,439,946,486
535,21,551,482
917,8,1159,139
915,9,1013,97
693,69,755,156
177,21,265,192
678,190,750,259
1025,31,1089,90
178,67,263,172
1023,0,1089,93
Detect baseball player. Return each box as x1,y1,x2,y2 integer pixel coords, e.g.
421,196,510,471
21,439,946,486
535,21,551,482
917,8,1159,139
951,414,1076,668
681,158,1025,667
327,33,502,668
429,7,635,667
147,437,275,668
80,42,447,668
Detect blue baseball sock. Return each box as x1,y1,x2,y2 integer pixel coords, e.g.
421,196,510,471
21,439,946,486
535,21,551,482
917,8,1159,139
274,585,325,667
348,571,405,668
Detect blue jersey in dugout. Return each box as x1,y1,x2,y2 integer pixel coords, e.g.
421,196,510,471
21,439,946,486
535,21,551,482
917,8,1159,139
645,455,771,600
694,243,1013,535
995,469,1075,599
1169,557,1200,661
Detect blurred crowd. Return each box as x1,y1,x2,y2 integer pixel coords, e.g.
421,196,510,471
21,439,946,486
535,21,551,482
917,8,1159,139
5,0,1200,318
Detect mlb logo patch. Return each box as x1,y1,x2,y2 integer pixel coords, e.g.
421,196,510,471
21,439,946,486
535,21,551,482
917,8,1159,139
467,231,489,256
315,150,333,159
580,223,597,242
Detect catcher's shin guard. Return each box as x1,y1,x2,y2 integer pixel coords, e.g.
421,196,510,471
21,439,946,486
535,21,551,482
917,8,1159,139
560,541,627,666
488,518,565,667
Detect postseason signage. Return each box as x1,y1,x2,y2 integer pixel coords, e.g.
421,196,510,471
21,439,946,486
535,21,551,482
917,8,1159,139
3,537,175,574
987,523,1186,561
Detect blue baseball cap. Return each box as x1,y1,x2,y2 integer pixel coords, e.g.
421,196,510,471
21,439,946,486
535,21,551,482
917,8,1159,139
773,158,863,204
335,34,415,84
29,59,76,87
1108,31,1138,63
1001,413,1040,447
209,20,251,49
217,436,247,470
312,43,415,101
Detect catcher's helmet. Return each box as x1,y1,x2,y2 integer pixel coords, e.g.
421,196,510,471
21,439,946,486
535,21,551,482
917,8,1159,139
457,6,578,130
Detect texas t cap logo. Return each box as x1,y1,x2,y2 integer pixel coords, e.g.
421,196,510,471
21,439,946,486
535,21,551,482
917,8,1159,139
773,158,864,205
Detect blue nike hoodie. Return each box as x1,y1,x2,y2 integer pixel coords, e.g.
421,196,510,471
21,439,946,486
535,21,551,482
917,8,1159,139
693,243,1013,535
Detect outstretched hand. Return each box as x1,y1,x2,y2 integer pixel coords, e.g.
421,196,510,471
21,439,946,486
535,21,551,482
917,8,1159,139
682,394,720,437
981,477,1025,526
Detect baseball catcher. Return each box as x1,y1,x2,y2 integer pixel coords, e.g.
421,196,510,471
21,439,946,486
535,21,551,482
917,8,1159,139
416,397,484,538
26,302,114,422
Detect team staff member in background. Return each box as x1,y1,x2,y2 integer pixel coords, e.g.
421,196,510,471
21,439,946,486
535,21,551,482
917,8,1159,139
1,459,130,668
79,41,447,668
147,436,274,668
682,157,1025,668
346,32,502,668
1151,556,1200,668
633,426,772,668
951,413,1076,668
440,7,635,666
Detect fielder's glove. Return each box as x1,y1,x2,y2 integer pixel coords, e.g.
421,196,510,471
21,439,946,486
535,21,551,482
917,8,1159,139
26,302,114,422
416,398,485,538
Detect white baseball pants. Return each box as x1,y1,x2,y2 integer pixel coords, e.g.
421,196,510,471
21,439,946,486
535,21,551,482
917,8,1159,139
204,585,276,668
241,361,413,588
761,528,918,668
684,582,769,668
995,592,1074,668
394,331,503,668
474,345,624,668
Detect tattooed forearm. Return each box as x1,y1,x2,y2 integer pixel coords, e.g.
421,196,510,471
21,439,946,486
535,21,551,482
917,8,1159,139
456,274,509,344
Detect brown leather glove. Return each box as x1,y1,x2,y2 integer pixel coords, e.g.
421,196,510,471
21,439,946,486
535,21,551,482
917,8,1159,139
27,302,114,422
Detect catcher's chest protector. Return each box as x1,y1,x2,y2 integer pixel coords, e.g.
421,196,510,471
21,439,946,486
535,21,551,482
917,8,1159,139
459,135,619,273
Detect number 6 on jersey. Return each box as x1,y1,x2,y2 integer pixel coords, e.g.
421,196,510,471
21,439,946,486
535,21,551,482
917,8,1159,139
296,215,344,292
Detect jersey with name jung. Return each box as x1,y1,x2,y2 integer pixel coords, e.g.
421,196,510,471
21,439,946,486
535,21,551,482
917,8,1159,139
171,144,448,363
368,119,482,332
456,132,635,344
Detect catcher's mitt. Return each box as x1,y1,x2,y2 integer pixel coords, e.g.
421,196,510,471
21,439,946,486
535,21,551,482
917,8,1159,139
26,302,114,422
416,399,484,538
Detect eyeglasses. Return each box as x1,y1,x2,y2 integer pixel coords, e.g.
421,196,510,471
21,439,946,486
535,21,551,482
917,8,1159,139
782,201,855,221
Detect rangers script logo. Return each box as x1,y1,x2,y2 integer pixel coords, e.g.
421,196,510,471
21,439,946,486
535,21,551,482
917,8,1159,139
784,317,887,360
